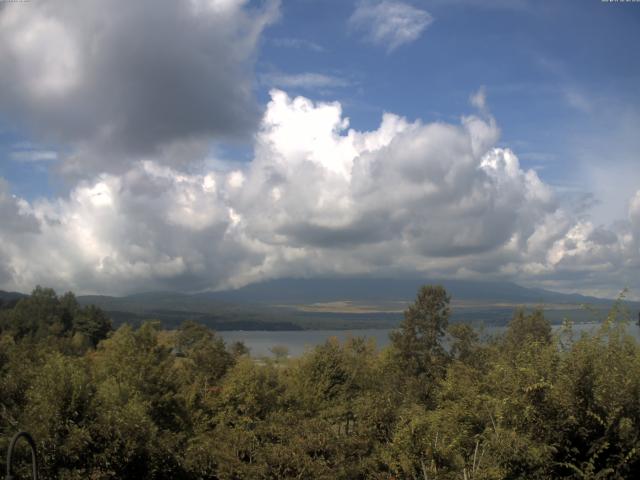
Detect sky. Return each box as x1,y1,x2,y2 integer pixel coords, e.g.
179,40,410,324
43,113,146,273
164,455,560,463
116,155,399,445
0,0,639,299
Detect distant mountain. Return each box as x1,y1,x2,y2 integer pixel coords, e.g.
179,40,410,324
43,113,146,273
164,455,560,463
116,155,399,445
0,290,27,303
3,278,620,310
4,279,636,330
0,290,27,309
196,277,617,306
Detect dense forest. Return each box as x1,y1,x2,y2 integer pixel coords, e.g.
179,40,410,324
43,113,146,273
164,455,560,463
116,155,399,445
1,285,639,479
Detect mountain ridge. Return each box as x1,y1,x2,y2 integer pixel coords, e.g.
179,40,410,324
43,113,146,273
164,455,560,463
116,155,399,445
0,278,628,308
2,279,635,330
193,277,619,305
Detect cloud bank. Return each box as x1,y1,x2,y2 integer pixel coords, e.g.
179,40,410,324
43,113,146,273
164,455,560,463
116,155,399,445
1,89,638,296
0,1,637,298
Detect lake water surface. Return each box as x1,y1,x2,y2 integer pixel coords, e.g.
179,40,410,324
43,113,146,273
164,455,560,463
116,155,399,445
220,322,640,358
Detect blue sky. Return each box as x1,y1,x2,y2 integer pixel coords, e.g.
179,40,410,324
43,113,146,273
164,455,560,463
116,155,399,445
256,0,640,221
0,0,638,297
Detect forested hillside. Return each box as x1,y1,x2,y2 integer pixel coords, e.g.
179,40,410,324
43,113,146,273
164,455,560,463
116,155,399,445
1,286,639,479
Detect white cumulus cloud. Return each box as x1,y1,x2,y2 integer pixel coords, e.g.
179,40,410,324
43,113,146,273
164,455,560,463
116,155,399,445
1,90,637,297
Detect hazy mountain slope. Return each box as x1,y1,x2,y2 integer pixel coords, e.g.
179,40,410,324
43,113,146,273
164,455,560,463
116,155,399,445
0,290,27,301
4,279,636,330
196,277,617,305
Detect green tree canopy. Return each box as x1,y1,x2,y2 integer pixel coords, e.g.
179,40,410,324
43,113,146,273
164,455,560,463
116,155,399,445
390,285,451,403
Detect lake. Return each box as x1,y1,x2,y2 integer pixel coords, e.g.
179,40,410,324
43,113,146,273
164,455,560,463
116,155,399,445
220,321,640,358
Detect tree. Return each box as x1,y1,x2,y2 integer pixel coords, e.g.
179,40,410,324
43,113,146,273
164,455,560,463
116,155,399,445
390,285,451,402
0,288,111,346
448,323,480,365
270,345,289,362
174,320,212,353
2,286,69,339
229,340,250,358
22,352,93,478
73,305,112,347
174,321,233,383
504,308,552,349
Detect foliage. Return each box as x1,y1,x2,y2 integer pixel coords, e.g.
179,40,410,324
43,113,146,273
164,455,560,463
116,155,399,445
1,285,640,479
0,286,111,347
390,284,451,404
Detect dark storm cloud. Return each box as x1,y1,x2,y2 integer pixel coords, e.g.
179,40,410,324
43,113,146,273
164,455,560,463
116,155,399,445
279,215,401,249
0,0,279,174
